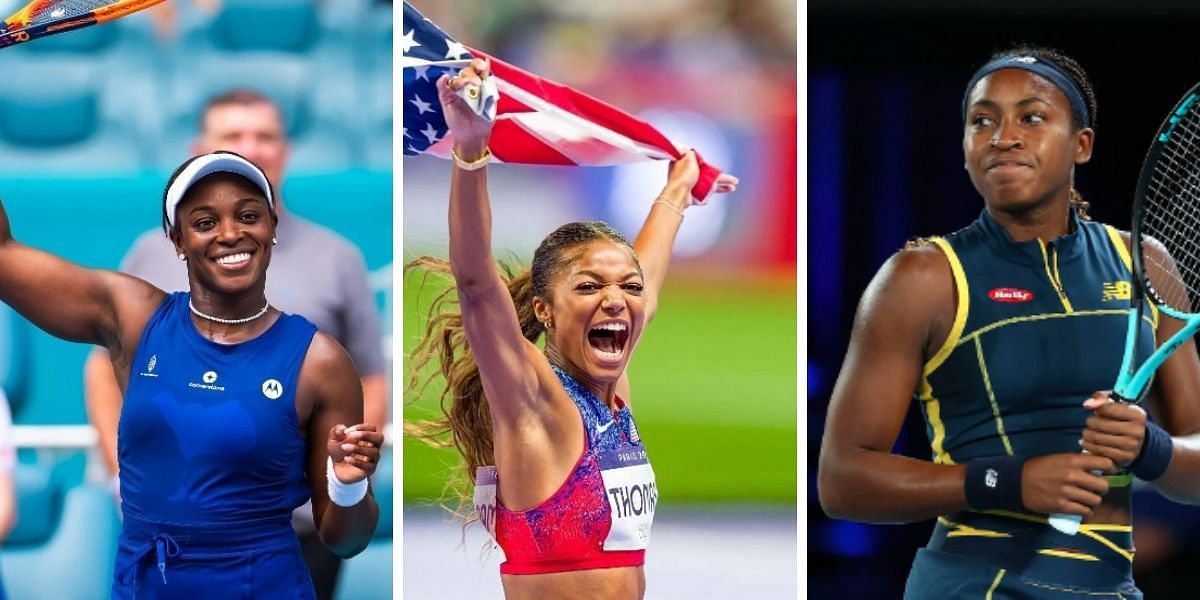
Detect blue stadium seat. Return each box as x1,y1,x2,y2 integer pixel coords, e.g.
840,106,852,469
334,448,392,599
209,0,320,54
0,55,146,173
0,467,120,599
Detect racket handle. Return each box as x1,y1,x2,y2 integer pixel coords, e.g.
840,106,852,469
1046,467,1106,535
1048,512,1082,535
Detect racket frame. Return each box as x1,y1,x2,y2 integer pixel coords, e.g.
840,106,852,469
1047,88,1200,535
0,0,163,48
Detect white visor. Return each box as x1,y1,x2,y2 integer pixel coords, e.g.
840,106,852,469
164,152,274,227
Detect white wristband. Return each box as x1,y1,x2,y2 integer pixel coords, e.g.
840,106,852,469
327,456,369,507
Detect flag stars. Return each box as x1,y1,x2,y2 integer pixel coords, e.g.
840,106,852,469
401,29,421,54
421,122,441,144
410,93,434,115
414,65,431,81
445,39,470,60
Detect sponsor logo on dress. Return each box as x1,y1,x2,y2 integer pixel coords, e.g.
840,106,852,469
597,419,615,435
262,379,283,400
139,354,159,378
988,287,1034,303
1102,281,1132,301
188,370,225,391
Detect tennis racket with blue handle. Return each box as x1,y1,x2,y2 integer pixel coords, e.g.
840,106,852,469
1049,86,1200,534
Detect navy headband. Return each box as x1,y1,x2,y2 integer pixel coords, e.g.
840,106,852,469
962,55,1091,129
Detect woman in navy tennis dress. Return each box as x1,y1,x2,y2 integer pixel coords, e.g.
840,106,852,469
0,151,382,599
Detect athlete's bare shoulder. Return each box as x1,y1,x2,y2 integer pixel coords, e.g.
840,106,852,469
852,238,957,358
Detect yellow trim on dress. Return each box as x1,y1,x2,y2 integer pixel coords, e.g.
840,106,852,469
937,516,1012,538
919,237,969,466
918,379,953,465
1105,225,1133,271
957,310,1148,347
985,569,1006,599
1079,528,1135,563
1103,224,1160,330
1037,549,1101,562
1038,239,1075,312
926,237,969,374
974,337,1013,455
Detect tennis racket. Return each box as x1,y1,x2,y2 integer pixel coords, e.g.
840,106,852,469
1048,85,1200,535
0,0,164,49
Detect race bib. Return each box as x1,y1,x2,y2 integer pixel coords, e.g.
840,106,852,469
474,466,499,541
598,448,657,551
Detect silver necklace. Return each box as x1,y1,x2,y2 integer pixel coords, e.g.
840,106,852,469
188,299,270,325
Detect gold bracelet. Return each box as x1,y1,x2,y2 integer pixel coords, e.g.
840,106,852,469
452,147,492,171
652,198,686,219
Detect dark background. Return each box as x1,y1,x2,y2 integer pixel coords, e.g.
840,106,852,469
808,2,1200,597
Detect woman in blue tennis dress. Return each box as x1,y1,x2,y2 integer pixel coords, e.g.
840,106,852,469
0,151,383,599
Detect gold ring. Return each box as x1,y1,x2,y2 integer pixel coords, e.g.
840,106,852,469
448,74,459,88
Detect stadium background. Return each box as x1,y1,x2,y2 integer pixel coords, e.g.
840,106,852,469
809,1,1200,597
401,0,798,597
0,1,392,598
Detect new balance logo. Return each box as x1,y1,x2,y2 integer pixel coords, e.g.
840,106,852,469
1102,281,1131,301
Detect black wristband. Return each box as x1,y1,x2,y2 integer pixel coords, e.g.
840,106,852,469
964,455,1027,512
1129,420,1173,481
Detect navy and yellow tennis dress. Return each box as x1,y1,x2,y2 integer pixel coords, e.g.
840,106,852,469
112,292,318,599
904,210,1155,599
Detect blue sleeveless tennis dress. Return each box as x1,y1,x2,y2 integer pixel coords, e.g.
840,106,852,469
112,292,317,599
904,210,1152,599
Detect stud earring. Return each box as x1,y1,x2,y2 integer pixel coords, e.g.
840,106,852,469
272,237,278,246
178,253,186,261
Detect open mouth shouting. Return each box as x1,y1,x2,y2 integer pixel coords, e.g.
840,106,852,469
587,320,630,365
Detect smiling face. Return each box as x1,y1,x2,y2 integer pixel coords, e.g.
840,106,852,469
534,241,645,393
171,172,276,297
963,68,1094,213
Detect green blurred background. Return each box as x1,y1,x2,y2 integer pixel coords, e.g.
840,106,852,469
402,269,797,504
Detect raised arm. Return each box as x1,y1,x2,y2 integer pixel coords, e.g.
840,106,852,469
0,196,161,356
632,151,738,324
437,59,541,420
818,244,1114,522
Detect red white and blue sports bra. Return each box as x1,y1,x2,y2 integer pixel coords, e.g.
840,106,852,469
474,365,658,575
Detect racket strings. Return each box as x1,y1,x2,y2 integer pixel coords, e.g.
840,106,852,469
1143,103,1200,313
27,0,112,25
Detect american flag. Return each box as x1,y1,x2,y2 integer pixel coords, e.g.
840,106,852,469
400,2,722,201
